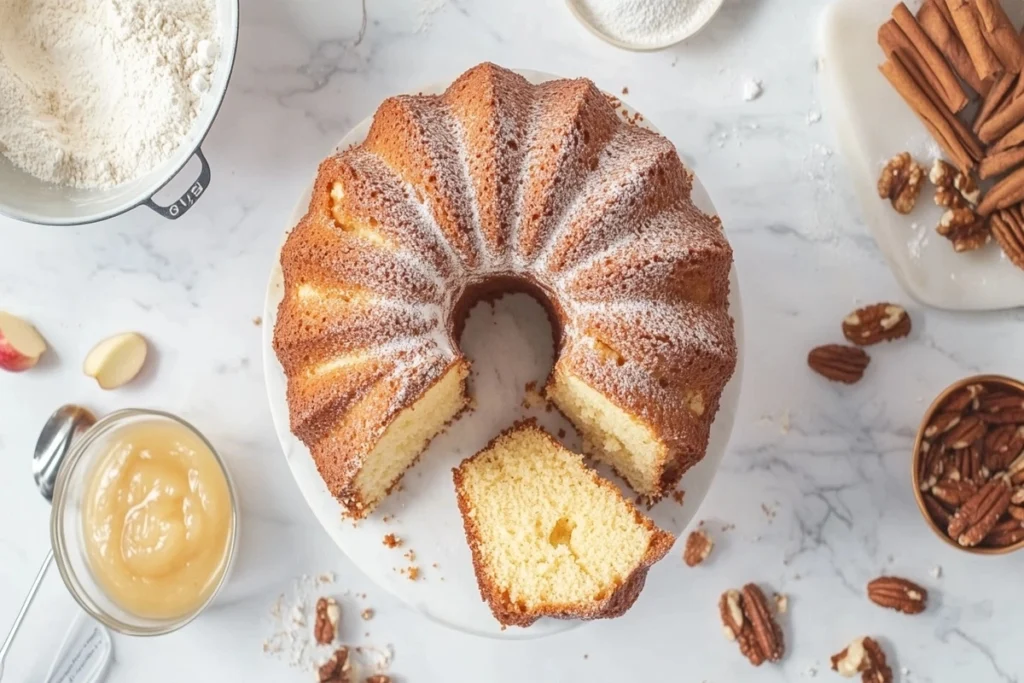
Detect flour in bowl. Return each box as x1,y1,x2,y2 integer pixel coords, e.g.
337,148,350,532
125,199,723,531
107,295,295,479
0,0,220,189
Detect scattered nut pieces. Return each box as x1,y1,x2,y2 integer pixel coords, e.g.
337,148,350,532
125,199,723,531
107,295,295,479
930,159,979,208
937,207,989,252
317,647,354,683
866,576,927,614
83,331,148,390
830,637,892,683
683,529,714,567
314,597,341,645
878,152,925,214
719,584,785,666
842,303,911,346
808,344,870,384
382,533,402,549
0,311,47,373
774,593,788,614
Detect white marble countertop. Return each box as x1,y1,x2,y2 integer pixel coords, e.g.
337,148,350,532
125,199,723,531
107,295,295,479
2,0,1023,681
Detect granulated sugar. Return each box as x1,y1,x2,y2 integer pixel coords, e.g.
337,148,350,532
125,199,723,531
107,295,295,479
572,0,719,47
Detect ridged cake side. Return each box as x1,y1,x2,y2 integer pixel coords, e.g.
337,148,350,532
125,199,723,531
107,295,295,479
273,62,737,518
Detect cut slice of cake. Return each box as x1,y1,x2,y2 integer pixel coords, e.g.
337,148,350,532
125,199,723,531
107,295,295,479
452,420,675,627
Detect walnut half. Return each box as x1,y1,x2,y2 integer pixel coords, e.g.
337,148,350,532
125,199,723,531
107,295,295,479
878,152,925,214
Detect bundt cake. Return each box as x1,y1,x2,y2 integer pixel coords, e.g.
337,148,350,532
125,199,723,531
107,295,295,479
273,62,737,519
452,420,675,627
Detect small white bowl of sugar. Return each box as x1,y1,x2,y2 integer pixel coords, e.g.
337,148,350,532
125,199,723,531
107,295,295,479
567,0,724,51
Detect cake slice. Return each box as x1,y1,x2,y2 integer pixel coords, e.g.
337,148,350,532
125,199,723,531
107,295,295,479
452,420,675,627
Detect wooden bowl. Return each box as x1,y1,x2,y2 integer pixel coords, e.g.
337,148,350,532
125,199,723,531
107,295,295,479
912,374,1024,556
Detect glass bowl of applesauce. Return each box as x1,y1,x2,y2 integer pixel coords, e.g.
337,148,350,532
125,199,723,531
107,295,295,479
51,409,238,635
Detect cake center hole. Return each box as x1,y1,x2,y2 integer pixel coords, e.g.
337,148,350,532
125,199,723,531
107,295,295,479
548,517,576,547
455,283,558,407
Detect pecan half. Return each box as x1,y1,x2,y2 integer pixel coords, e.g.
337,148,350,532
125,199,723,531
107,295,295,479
365,677,392,683
978,391,1024,413
719,585,784,666
937,207,989,252
948,479,1011,547
942,415,985,450
314,597,341,646
808,344,870,384
924,411,961,439
980,408,1024,424
931,480,978,507
952,444,986,484
683,529,714,567
983,518,1024,547
878,152,925,214
984,425,1024,473
317,648,353,683
923,492,953,527
866,576,927,615
991,206,1024,271
942,383,984,413
831,637,893,683
842,303,911,346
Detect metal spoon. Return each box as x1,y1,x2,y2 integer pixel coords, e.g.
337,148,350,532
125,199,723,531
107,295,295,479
0,406,95,678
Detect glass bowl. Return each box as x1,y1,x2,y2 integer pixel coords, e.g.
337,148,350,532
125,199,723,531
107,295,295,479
50,409,239,635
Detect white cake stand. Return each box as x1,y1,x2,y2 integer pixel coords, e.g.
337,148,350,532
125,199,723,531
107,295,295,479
262,70,745,639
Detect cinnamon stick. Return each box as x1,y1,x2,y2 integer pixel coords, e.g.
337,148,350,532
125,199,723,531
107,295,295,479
978,95,1024,143
892,3,969,113
934,0,957,30
991,119,1024,153
979,145,1024,179
877,23,983,163
944,0,1004,82
978,165,1024,215
879,57,975,171
918,0,989,95
973,72,1016,133
975,0,1024,74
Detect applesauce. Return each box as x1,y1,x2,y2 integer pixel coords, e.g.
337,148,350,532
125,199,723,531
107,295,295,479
80,417,234,620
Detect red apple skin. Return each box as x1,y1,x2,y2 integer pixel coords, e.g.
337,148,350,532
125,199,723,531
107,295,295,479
0,339,41,372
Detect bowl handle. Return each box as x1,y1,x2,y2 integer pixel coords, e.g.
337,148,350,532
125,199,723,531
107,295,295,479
144,148,211,220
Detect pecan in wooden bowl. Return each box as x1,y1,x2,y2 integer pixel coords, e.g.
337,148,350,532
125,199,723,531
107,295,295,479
913,375,1024,556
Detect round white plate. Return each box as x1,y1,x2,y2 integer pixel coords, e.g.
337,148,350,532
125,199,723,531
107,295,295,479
262,70,745,639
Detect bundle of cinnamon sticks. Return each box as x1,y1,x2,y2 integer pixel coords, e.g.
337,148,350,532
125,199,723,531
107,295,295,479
879,0,1024,210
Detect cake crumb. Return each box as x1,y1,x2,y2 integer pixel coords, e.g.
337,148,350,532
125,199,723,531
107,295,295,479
382,514,394,524
431,562,439,569
252,316,262,327
742,78,763,101
361,608,374,621
721,523,736,532
407,566,420,581
522,381,546,409
671,490,685,505
403,549,416,562
557,428,566,438
621,86,629,95
382,533,402,549
774,593,788,614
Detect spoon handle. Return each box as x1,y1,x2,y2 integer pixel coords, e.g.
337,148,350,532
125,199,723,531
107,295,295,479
0,549,53,671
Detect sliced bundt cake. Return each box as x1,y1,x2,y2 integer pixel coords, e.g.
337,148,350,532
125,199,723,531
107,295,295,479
452,420,675,627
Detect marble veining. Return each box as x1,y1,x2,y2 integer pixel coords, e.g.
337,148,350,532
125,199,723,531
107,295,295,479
1,0,1023,680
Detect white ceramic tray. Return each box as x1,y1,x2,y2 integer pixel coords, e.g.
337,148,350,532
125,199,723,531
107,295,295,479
262,70,744,638
820,0,1024,311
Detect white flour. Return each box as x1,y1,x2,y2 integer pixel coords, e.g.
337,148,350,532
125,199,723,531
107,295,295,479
573,0,718,47
0,0,219,189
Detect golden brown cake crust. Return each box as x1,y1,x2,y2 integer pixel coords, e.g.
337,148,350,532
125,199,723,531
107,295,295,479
452,420,675,627
274,62,737,517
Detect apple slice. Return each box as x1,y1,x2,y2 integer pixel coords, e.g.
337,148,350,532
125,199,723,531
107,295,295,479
0,311,48,372
83,332,148,390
